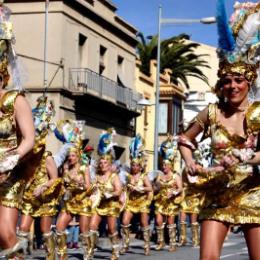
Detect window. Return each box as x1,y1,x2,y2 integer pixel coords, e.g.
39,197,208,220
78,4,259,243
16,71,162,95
78,33,87,68
117,55,125,87
158,103,168,134
172,98,182,134
99,45,107,75
117,55,124,65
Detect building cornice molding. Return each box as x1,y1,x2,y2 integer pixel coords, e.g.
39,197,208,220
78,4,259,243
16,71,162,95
5,0,138,48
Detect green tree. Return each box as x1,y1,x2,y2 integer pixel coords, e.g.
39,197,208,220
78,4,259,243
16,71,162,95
136,32,209,88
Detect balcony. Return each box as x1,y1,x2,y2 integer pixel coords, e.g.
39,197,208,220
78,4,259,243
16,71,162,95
69,68,142,112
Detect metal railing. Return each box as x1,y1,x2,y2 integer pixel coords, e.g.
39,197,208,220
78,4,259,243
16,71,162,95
69,68,142,111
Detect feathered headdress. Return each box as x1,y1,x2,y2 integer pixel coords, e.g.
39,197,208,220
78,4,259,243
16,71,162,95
53,120,87,167
97,128,117,162
53,119,85,160
216,0,260,83
159,135,178,167
129,134,146,166
32,95,55,153
54,119,84,144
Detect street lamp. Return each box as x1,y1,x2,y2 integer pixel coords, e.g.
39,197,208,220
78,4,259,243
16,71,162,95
153,5,215,171
137,98,154,107
43,0,49,91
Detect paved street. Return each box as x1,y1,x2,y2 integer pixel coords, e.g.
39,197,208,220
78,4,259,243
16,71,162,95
29,232,248,260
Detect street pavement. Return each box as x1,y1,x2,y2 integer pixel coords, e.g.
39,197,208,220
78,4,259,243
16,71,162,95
29,232,248,260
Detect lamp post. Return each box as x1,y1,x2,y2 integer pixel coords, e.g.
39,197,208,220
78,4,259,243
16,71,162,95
43,0,49,91
153,5,215,171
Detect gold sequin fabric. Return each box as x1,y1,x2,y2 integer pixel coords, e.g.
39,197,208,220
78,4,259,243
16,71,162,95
61,164,92,217
180,173,205,214
94,173,121,217
0,90,25,209
154,172,182,216
22,151,62,217
199,103,260,224
124,172,152,214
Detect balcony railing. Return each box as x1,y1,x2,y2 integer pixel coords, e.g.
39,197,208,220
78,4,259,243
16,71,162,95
69,68,142,111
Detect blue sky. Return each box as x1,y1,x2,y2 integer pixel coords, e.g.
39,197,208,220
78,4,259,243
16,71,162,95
112,0,258,47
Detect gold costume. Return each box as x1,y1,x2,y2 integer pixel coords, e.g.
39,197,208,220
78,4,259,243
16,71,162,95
94,172,121,217
198,103,260,224
124,172,152,214
180,172,204,214
62,164,92,216
154,172,182,216
0,90,25,209
22,151,62,217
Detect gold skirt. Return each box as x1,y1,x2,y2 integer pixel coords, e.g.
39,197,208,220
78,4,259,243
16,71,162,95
22,200,58,217
200,175,260,224
0,174,25,209
125,194,151,214
180,187,205,214
95,197,121,217
154,193,182,216
62,191,93,217
22,178,63,217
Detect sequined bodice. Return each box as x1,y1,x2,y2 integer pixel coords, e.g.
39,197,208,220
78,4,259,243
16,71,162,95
209,104,257,160
63,164,87,191
96,172,116,193
157,173,177,191
127,173,146,188
208,104,257,184
0,90,21,153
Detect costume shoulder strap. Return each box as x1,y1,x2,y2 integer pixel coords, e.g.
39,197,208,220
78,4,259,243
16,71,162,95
208,103,218,125
110,172,117,181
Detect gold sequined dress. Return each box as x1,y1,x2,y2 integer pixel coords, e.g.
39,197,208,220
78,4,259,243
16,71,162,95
124,172,152,214
94,172,121,217
62,164,92,216
154,172,182,216
180,171,205,214
22,151,62,217
0,90,25,209
199,103,260,224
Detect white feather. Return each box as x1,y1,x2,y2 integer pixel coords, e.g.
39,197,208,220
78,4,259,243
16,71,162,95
236,11,260,52
53,143,74,168
89,159,97,183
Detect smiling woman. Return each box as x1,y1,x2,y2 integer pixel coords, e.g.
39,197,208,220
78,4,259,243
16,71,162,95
87,128,122,260
178,1,260,259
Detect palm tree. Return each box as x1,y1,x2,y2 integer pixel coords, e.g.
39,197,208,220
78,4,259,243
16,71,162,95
136,32,210,88
136,32,158,76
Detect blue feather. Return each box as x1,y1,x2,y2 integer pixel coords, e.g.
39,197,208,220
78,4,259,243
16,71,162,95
216,0,236,52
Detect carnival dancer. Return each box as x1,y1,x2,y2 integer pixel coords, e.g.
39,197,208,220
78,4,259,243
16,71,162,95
153,136,182,252
178,1,260,259
55,120,92,260
0,1,35,258
120,134,153,256
179,138,209,248
87,128,122,260
18,96,62,260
